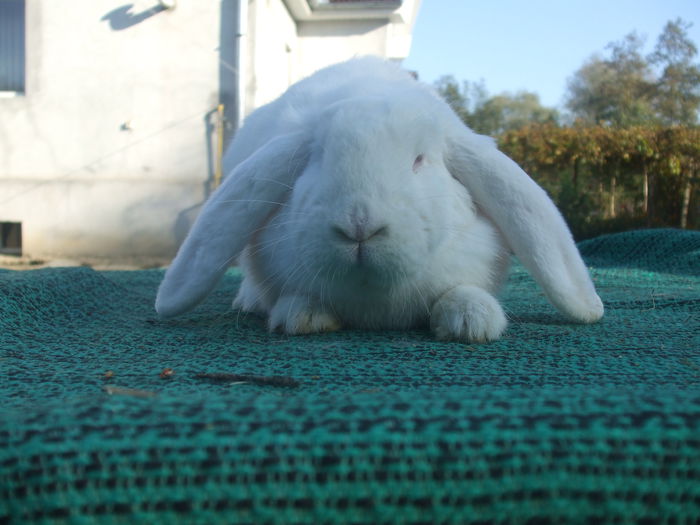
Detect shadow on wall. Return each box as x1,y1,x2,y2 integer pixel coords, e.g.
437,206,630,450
101,3,167,31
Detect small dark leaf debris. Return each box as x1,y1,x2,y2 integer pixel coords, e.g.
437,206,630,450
194,373,300,388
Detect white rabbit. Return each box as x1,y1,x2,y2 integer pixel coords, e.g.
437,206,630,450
155,57,603,342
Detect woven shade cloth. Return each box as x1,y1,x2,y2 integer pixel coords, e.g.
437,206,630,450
2,229,699,523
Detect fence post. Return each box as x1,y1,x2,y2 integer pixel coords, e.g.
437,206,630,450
680,173,694,229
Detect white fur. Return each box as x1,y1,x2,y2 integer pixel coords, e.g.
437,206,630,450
155,56,603,342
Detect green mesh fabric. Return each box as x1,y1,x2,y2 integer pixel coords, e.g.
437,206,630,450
1,229,699,524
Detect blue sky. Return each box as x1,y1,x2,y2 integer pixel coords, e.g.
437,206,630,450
403,0,700,110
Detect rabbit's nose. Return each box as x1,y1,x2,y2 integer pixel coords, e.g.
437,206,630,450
332,203,388,242
331,223,388,243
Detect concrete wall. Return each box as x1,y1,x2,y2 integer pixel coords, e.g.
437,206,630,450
296,19,389,79
245,0,298,112
0,0,226,263
0,0,420,264
253,0,422,102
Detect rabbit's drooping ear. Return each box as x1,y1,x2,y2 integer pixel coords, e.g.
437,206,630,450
446,130,604,323
156,131,310,318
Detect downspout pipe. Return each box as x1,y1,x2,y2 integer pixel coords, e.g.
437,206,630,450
236,0,248,132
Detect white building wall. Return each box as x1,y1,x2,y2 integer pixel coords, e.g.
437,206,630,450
0,0,421,263
245,0,297,111
247,0,422,113
286,0,420,81
1,0,222,262
296,19,389,79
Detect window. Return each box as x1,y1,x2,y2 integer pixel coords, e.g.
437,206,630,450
0,222,22,256
0,0,25,94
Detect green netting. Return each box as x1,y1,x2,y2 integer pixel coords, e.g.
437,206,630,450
1,229,699,524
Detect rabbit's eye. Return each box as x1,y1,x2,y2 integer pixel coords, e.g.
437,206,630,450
413,154,425,173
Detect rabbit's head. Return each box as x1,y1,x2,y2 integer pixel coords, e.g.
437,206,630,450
282,94,476,290
155,57,603,328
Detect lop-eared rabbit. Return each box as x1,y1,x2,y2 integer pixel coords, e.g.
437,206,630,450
156,57,603,342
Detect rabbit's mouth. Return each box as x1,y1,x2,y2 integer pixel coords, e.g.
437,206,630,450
334,237,385,273
326,244,407,291
353,241,371,267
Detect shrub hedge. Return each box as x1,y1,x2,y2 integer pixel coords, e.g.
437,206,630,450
497,124,699,240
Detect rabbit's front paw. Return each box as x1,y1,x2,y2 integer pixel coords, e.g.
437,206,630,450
269,295,341,335
233,277,266,314
431,285,507,343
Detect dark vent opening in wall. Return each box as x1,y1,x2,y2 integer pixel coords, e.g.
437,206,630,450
0,222,22,256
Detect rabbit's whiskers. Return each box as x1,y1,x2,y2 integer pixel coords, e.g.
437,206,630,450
217,198,291,207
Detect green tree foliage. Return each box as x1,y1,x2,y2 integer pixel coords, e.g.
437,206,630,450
434,76,474,126
499,124,699,238
566,33,656,126
472,92,559,135
649,19,700,125
435,77,558,136
566,19,700,126
434,19,699,238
